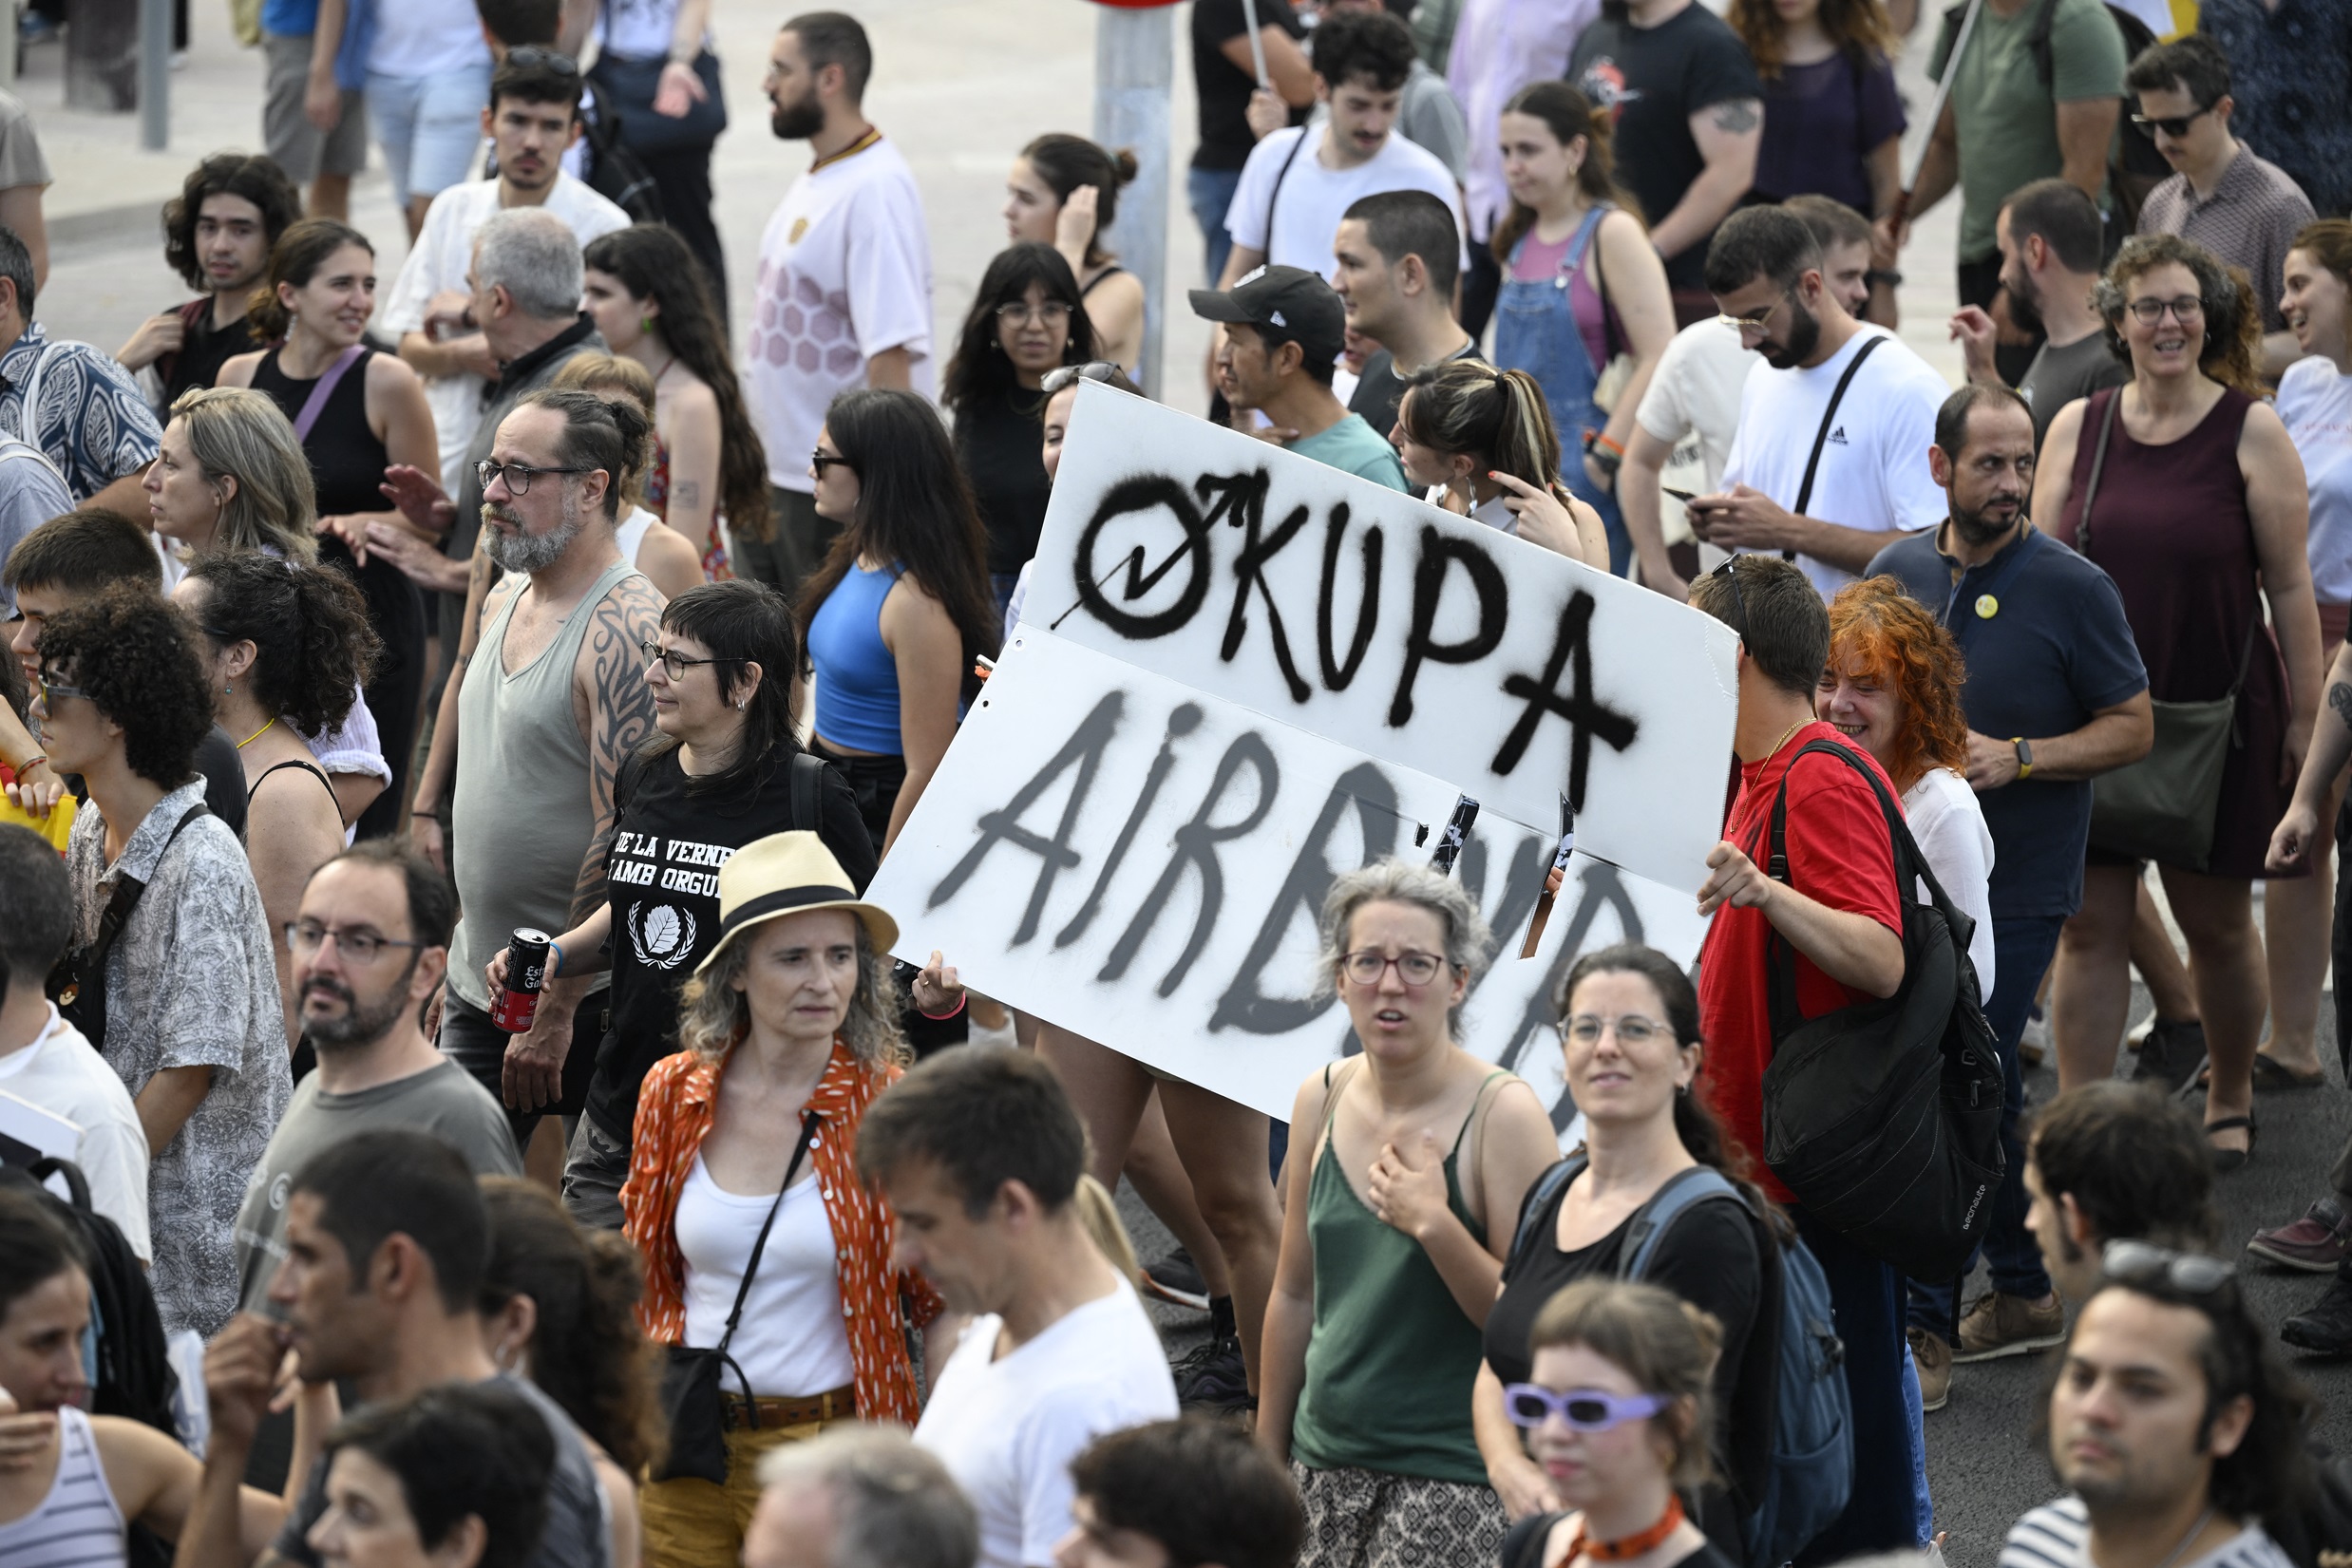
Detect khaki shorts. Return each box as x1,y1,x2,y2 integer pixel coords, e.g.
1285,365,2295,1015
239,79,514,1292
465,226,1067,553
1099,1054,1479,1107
262,31,368,182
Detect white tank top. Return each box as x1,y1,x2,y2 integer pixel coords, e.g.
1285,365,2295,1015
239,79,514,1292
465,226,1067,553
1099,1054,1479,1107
675,1152,856,1398
0,1407,127,1568
617,506,657,571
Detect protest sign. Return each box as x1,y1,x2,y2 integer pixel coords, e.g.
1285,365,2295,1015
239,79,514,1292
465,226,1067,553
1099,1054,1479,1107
1024,381,1740,892
869,630,1711,1124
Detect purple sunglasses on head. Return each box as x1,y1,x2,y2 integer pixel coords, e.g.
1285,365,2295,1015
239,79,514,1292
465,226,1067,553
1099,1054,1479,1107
1502,1385,1674,1432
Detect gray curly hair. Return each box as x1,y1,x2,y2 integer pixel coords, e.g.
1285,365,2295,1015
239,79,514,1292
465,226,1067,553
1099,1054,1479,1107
1315,859,1493,1034
675,919,908,1067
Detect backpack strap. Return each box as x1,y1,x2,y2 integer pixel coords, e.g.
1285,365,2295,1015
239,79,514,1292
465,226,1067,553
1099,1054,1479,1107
1620,1166,1747,1279
2026,0,2063,85
789,749,825,829
1507,1154,1586,1278
1260,130,1312,263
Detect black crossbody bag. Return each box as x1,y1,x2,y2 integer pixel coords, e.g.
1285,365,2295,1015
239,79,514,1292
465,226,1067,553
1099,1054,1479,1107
46,801,210,1053
654,1108,819,1483
1778,333,1887,560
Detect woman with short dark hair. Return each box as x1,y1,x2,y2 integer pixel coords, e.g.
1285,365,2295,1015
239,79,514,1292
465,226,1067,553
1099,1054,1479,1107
308,1382,558,1568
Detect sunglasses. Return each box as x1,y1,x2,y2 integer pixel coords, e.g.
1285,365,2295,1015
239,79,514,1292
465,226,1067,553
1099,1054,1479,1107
1502,1385,1674,1432
2100,1239,2236,1298
504,45,579,76
2130,104,2211,140
1707,555,1751,638
810,448,853,476
1041,361,1126,393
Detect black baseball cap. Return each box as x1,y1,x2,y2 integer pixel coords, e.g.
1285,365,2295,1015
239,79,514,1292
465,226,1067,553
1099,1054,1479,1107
1189,265,1346,369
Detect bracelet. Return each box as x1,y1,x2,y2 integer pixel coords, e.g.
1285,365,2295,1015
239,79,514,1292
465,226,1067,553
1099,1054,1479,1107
918,991,968,1022
17,754,45,774
547,940,565,978
1591,431,1626,459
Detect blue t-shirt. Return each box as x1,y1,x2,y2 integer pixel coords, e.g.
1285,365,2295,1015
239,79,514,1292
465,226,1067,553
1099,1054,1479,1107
260,0,317,37
1867,524,2146,918
1289,412,1409,491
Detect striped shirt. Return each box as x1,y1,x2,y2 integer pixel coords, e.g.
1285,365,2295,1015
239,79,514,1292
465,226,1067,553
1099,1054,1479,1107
2002,1498,2297,1568
0,1407,127,1568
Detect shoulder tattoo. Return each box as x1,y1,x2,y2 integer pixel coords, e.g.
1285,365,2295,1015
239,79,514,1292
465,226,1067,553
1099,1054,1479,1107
1712,100,1761,134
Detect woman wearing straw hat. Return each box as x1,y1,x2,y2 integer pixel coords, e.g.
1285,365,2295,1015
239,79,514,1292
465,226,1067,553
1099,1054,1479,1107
620,830,958,1567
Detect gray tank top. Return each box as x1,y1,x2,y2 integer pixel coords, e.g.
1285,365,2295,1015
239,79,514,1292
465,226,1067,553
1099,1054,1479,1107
0,1406,127,1568
447,558,640,1011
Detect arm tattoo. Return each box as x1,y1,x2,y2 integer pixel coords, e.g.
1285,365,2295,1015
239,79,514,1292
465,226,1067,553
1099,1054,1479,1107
1712,99,1761,134
574,575,664,925
673,480,701,510
2330,681,2352,730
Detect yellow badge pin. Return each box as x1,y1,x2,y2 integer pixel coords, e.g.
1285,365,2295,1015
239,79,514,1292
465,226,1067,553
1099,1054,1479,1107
1975,594,1999,619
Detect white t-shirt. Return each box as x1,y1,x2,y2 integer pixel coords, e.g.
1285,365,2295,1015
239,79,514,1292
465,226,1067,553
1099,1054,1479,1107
380,175,634,495
367,0,490,79
1901,767,1997,1007
1223,126,1468,280
749,137,935,493
1635,317,1758,552
0,1005,152,1261
2279,354,2352,606
674,1155,856,1398
1718,324,1950,597
914,1286,1178,1568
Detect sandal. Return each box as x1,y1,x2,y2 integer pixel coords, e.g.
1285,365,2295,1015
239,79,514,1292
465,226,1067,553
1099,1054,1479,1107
2205,1114,2258,1175
2191,1052,2328,1093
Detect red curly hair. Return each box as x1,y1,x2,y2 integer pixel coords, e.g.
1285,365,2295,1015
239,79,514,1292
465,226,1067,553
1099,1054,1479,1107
1824,577,1969,792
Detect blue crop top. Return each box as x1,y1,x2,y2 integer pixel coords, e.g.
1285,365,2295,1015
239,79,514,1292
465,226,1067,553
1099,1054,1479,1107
808,561,905,754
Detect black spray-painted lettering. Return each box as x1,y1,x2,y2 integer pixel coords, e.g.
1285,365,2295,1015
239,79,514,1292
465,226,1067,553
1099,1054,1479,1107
1206,470,1314,703
1055,703,1204,949
1066,479,1214,638
1491,860,1646,1130
1099,730,1280,996
1316,504,1380,691
927,690,1124,942
1389,527,1508,727
1208,762,1402,1035
1491,589,1640,808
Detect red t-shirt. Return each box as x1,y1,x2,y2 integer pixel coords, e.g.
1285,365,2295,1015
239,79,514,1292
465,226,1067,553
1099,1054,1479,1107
1698,723,1905,1205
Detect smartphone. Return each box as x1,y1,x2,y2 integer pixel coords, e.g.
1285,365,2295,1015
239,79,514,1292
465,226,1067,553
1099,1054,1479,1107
1662,486,1699,505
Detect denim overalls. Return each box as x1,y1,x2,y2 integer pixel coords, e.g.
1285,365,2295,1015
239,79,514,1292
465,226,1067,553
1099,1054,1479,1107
1493,203,1629,575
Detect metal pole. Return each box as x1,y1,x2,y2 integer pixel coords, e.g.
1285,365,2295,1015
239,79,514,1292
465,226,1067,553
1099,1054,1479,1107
1093,4,1173,403
1240,0,1267,89
139,0,168,149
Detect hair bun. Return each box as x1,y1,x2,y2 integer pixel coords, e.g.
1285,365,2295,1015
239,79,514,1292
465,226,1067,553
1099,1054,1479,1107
1111,147,1139,187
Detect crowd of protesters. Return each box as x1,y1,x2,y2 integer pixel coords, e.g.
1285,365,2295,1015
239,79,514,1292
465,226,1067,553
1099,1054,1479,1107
3,0,2352,1566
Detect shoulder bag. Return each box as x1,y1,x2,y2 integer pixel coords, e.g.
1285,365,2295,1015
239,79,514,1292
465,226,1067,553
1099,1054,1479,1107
588,47,728,156
1774,333,1887,562
653,1108,821,1483
1583,206,1637,415
1754,738,2005,1282
46,800,210,1054
2074,388,2259,873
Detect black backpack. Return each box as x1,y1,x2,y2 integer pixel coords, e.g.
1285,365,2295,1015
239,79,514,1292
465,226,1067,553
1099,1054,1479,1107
581,97,664,226
0,1158,177,1432
1754,739,2006,1282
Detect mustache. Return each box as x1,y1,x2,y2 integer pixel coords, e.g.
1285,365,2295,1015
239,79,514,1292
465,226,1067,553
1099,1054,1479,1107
302,976,354,1007
483,502,522,528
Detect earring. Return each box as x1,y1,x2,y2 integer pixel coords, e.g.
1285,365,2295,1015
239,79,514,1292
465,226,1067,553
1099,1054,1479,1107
735,696,748,709
640,314,654,333
223,684,233,695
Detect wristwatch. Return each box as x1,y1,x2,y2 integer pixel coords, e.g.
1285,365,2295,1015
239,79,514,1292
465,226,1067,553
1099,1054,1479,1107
2013,737,2034,780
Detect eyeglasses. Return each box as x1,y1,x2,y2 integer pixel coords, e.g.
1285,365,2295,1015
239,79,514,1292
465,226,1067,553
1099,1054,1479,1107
36,671,88,706
639,638,740,680
1716,293,1788,333
477,460,589,496
1560,1013,1672,1047
810,448,853,476
1707,555,1751,639
1341,949,1450,987
1041,361,1125,394
1501,1385,1674,1432
504,46,579,76
2100,1239,2236,1298
2130,104,2211,139
996,300,1073,328
2123,295,2204,326
286,920,429,962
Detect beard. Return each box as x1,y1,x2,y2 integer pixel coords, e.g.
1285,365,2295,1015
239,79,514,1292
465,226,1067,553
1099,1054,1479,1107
769,87,825,141
2003,270,2046,337
303,960,420,1050
484,497,586,576
1761,298,1822,369
1950,492,2025,548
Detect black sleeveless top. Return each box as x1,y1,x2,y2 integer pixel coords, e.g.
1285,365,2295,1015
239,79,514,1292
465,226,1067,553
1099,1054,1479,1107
250,346,391,520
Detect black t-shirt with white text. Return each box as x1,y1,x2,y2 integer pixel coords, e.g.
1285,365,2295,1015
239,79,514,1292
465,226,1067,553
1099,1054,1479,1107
1568,5,1762,292
582,745,878,1139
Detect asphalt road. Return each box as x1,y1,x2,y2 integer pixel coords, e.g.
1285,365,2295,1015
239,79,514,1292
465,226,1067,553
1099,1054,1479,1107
1123,981,2352,1568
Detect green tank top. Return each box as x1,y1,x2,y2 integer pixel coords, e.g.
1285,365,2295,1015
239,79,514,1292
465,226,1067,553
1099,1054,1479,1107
1291,1061,1506,1486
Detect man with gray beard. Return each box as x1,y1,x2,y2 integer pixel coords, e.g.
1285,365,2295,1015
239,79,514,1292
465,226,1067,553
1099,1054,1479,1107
434,388,663,1151
233,839,522,1314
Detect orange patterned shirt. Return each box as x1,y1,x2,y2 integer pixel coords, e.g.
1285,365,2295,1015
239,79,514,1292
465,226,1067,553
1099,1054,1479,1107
621,1039,940,1426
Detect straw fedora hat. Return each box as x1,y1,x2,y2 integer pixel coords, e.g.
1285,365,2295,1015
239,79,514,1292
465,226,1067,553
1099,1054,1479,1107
690,831,899,977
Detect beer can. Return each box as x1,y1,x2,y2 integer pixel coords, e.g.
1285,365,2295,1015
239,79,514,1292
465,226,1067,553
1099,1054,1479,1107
491,928,554,1033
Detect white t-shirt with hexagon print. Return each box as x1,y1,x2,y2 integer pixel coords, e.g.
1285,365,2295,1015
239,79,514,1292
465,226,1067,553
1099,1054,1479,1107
748,135,935,492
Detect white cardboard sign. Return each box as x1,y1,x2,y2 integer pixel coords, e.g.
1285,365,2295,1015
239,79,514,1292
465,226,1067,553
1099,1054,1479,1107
869,631,1711,1124
1024,381,1741,893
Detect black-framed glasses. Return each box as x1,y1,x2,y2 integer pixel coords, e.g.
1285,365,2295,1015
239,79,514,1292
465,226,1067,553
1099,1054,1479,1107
2123,294,2204,326
2130,104,2211,139
1340,949,1450,987
476,460,590,495
810,448,853,476
639,638,741,680
504,46,579,76
285,920,429,962
1042,361,1125,394
996,300,1073,328
1708,555,1750,638
2100,1239,2236,1298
